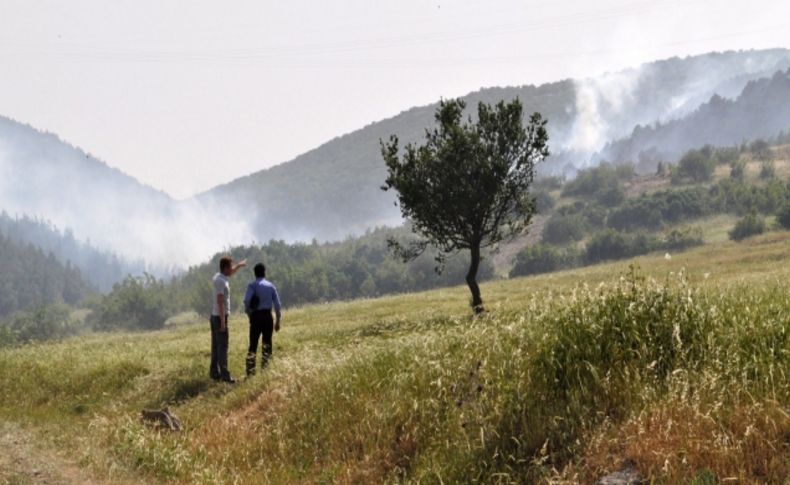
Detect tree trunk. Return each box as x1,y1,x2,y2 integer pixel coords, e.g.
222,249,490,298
466,245,484,314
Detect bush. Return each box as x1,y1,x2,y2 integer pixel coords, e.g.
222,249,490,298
509,244,579,277
595,184,625,207
662,226,704,251
581,204,607,229
0,303,81,346
750,139,772,161
672,148,716,184
607,187,710,231
585,230,657,264
729,213,765,241
709,178,789,216
777,203,790,230
530,224,703,274
532,189,555,213
715,146,740,165
89,274,174,331
615,162,636,180
760,160,776,180
730,160,746,182
562,163,623,199
554,201,607,229
542,214,585,245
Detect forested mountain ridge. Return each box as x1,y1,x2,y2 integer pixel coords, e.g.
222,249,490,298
0,228,94,318
0,115,173,208
0,212,145,292
596,68,790,166
200,49,790,242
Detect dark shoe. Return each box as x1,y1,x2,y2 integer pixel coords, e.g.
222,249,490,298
245,353,256,377
221,376,237,384
210,373,221,381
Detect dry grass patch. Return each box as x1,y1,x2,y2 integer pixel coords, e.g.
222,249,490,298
579,395,790,483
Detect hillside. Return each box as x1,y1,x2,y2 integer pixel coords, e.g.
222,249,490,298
0,117,168,203
199,79,578,241
199,49,790,242
0,227,94,318
0,212,146,292
598,68,790,165
0,116,259,268
3,49,790,264
1,231,789,483
0,116,175,255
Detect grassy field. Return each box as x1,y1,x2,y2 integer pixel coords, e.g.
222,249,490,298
1,231,790,484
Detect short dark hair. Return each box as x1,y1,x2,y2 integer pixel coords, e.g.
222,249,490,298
254,263,266,278
219,256,232,272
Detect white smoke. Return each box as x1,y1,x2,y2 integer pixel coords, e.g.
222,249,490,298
0,120,260,271
117,197,258,269
566,69,641,154
560,49,790,161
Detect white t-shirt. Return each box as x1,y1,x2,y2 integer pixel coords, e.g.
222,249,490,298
211,272,230,316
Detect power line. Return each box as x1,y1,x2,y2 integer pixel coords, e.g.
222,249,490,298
2,24,785,71
0,0,715,64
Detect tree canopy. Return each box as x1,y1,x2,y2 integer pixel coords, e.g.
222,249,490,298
381,98,549,312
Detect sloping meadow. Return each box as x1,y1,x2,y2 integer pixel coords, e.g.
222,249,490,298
1,242,789,482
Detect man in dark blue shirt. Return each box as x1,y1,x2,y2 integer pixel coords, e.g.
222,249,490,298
243,263,282,376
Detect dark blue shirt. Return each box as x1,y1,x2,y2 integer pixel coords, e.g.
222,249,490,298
244,278,281,317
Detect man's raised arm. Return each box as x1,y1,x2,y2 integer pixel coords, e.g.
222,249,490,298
229,259,247,276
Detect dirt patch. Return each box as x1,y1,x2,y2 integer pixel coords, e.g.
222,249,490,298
0,422,112,485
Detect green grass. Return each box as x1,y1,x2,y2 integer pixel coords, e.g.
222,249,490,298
2,232,790,483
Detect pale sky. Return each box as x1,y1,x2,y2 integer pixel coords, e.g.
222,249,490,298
1,0,789,199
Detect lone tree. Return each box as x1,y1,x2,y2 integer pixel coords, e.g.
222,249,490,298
381,98,549,313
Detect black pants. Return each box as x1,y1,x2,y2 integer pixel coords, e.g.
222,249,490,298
246,310,273,374
209,315,230,380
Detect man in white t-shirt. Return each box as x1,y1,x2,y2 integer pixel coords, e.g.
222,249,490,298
210,255,246,383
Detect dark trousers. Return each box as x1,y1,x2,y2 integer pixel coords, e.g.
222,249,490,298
246,310,273,375
209,315,230,379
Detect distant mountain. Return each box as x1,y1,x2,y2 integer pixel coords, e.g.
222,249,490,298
200,79,579,241
0,213,144,292
4,49,790,266
0,117,257,268
200,49,790,242
0,116,173,257
596,68,790,166
0,115,173,212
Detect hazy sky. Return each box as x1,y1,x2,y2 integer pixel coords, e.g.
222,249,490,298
1,0,789,199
